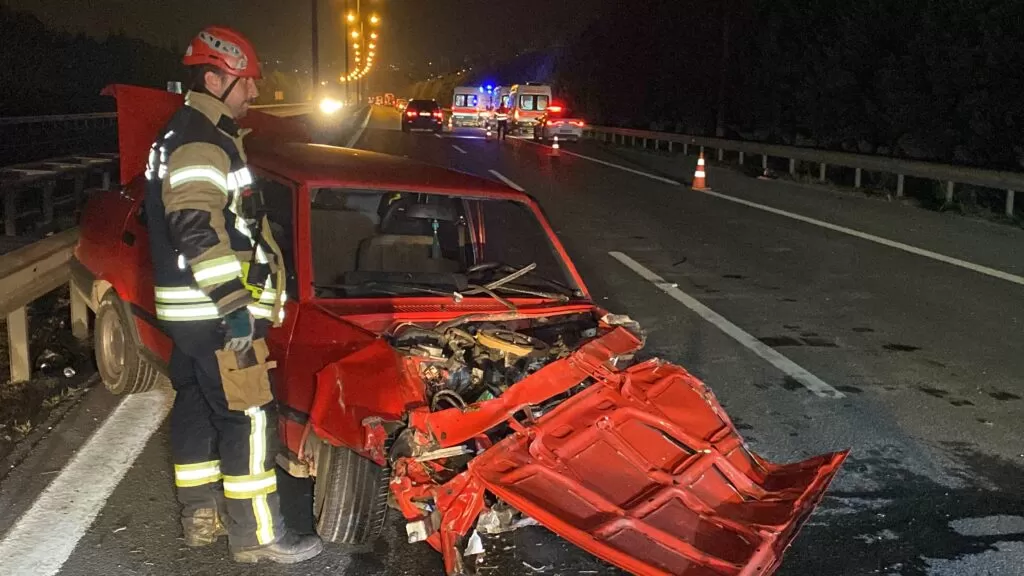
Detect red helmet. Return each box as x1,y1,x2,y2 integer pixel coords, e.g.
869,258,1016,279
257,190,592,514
183,26,262,79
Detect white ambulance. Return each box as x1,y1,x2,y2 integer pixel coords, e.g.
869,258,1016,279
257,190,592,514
508,83,552,135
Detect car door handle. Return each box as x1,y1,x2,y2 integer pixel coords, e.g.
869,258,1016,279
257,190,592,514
122,231,135,246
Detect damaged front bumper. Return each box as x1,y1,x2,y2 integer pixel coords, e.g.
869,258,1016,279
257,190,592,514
389,326,849,575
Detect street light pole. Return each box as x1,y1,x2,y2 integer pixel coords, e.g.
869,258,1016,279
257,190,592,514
311,0,320,91
344,0,350,102
356,0,362,104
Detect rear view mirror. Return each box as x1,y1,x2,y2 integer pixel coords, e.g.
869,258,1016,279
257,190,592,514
405,202,456,222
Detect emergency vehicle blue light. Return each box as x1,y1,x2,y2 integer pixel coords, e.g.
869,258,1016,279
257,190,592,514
478,87,484,92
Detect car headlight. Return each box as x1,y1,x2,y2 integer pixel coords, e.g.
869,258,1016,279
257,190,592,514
319,98,344,115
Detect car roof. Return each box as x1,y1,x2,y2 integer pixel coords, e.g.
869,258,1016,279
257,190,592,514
247,141,529,200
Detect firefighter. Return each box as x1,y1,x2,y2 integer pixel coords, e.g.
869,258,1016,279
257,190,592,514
142,26,322,564
494,103,510,140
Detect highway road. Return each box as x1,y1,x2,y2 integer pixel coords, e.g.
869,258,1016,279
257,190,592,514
1,105,1022,576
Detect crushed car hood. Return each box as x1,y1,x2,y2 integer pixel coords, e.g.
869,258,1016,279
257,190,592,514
466,336,848,575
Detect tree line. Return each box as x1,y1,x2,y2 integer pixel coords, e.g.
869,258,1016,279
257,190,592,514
0,7,311,117
554,0,1024,170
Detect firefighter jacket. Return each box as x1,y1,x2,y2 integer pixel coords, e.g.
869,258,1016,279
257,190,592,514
494,109,509,121
143,91,285,329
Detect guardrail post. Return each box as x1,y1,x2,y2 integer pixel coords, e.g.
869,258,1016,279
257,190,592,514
102,171,111,191
897,174,905,197
632,136,637,147
739,151,744,165
762,154,768,170
1007,190,1015,217
789,158,796,175
70,281,89,340
5,192,17,236
819,163,827,182
7,306,30,383
683,142,689,155
668,141,673,153
717,148,724,162
855,168,862,188
42,181,55,228
946,181,955,203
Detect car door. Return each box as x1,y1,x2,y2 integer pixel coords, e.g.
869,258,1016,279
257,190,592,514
117,178,173,363
248,169,300,396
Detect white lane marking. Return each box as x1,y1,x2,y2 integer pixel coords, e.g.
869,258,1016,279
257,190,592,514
518,138,681,186
344,106,373,148
701,189,1024,287
0,388,173,575
452,144,467,154
435,133,443,139
610,251,845,399
489,170,525,192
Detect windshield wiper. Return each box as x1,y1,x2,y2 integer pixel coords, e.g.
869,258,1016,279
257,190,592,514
466,262,579,299
315,281,457,298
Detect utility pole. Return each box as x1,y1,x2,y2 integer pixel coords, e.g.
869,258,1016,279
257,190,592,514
311,0,320,92
715,3,730,138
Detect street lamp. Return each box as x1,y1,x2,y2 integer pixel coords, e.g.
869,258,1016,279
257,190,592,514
346,12,356,23
370,14,380,24
351,30,359,38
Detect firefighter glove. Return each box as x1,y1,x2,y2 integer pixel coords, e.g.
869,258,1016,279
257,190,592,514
223,308,255,352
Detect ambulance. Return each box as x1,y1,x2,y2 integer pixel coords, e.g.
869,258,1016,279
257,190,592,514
508,83,552,135
451,86,484,128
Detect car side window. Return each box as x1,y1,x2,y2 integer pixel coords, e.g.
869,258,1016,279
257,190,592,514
253,175,298,298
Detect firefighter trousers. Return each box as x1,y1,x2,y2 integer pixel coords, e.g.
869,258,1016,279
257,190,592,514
168,326,286,550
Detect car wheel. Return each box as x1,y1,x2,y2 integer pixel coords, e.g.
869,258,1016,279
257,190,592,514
402,124,409,133
313,442,390,550
94,291,164,395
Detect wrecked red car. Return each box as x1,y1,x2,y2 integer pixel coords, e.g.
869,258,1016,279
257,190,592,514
72,84,848,575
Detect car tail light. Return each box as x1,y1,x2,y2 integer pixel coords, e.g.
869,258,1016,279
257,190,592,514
433,110,443,118
570,120,584,127
406,111,417,117
549,120,563,126
547,105,562,113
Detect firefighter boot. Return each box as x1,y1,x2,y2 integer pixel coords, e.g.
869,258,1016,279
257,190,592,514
231,530,324,564
182,507,229,547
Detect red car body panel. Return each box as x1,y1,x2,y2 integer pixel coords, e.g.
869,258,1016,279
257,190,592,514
469,356,848,576
75,84,849,576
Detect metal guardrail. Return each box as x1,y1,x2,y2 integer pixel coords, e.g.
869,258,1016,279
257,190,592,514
0,113,118,127
583,126,1020,218
0,102,312,127
0,154,118,237
0,228,86,383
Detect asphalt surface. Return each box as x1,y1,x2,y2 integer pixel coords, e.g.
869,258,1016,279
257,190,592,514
1,106,1022,576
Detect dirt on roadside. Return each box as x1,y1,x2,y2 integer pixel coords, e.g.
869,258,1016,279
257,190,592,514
0,286,98,463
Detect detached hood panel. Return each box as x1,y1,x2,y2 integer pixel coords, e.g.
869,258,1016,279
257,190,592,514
470,359,847,576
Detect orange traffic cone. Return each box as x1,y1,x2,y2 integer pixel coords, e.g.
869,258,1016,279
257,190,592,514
692,152,709,190
552,135,560,150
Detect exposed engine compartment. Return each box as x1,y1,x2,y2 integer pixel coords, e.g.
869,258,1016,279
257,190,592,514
389,312,602,412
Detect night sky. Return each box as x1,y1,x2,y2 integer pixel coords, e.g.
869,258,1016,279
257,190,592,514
5,0,603,78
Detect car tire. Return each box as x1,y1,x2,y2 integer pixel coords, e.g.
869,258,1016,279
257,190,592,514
313,442,390,550
402,124,409,133
94,291,164,395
